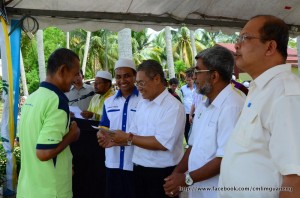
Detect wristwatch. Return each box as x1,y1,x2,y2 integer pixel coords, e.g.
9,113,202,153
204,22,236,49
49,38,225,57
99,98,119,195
185,172,193,186
127,133,134,146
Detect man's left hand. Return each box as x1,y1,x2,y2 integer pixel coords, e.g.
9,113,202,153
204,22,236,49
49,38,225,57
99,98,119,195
163,172,186,197
110,130,129,144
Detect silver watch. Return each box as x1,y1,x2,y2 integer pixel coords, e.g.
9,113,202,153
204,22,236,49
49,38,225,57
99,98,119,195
185,172,193,186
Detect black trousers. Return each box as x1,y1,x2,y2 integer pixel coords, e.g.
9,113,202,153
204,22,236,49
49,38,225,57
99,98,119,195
184,114,191,143
133,164,178,198
106,168,135,198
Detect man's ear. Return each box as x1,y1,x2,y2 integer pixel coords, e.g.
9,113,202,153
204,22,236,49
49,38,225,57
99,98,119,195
265,40,277,56
210,71,219,84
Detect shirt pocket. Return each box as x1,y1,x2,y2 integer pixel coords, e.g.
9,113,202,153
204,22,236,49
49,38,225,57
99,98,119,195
107,109,121,129
202,121,218,157
234,109,259,147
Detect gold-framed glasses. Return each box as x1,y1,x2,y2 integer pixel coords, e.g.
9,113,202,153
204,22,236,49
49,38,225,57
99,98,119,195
235,35,261,43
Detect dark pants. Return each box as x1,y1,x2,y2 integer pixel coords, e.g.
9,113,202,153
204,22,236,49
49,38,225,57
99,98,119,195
184,114,191,143
133,164,178,198
106,168,135,198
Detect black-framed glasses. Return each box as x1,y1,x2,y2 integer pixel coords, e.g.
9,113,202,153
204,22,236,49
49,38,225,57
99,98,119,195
235,35,261,43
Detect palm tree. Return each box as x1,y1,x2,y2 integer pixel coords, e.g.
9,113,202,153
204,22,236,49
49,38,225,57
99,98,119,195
148,30,167,65
69,29,118,78
131,29,155,65
88,30,118,76
82,31,91,75
20,51,28,96
118,28,133,59
36,30,46,82
165,26,175,78
172,27,193,68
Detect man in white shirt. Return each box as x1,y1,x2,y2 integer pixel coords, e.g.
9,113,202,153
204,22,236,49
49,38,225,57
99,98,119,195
219,15,300,198
102,60,185,198
98,58,140,198
65,69,94,110
163,46,245,198
180,70,196,143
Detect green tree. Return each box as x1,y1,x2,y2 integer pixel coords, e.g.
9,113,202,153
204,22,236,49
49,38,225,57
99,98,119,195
69,29,118,78
172,27,194,68
131,29,153,65
148,30,167,68
21,32,39,93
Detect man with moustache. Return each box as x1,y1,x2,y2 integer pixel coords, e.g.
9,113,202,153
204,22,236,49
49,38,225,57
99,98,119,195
102,60,185,198
163,46,245,198
97,58,141,198
219,15,300,198
80,71,114,121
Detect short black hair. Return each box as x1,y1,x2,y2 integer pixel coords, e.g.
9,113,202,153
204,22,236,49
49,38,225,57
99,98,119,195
169,78,179,85
137,60,165,83
252,15,289,59
185,69,194,77
47,48,79,76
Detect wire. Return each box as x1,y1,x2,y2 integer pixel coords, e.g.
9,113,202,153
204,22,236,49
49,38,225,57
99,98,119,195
8,15,39,38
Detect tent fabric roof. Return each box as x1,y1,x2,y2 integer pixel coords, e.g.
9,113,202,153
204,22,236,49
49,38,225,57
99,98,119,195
5,0,300,35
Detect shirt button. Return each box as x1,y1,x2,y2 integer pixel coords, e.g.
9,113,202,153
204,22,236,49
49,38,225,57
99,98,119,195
124,113,126,115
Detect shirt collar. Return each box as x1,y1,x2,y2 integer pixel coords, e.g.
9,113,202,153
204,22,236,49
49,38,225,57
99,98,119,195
70,83,89,91
40,81,68,101
208,84,232,108
253,64,291,90
114,86,139,99
186,84,196,89
151,89,169,105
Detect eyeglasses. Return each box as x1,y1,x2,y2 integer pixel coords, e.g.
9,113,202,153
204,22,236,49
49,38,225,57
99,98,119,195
235,35,261,43
194,68,212,74
136,80,151,87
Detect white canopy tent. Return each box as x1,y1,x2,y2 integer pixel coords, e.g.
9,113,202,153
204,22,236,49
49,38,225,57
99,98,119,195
4,0,300,36
1,0,300,194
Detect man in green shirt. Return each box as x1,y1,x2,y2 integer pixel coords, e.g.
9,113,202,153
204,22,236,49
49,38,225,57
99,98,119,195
17,48,81,198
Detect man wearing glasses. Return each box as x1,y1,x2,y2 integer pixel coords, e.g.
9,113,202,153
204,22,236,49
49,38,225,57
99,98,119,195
100,60,185,198
219,15,300,197
163,46,246,198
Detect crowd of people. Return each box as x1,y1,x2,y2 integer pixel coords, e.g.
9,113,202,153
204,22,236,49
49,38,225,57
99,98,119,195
16,14,300,198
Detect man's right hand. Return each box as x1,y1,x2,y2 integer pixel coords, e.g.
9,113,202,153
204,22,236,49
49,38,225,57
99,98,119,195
80,111,94,119
97,130,115,148
68,121,80,142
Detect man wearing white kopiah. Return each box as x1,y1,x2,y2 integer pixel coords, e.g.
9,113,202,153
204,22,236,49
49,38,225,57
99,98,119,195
163,46,245,198
97,58,141,198
80,71,114,121
105,60,185,198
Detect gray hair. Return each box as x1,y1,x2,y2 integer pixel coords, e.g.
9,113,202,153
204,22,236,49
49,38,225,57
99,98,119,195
195,46,234,83
137,60,165,83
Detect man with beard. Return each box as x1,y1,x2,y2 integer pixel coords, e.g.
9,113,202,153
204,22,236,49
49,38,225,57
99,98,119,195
163,46,245,198
80,71,114,121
